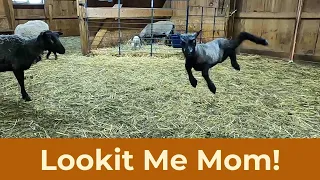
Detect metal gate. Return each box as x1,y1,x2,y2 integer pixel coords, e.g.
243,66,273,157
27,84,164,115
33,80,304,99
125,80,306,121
79,0,229,56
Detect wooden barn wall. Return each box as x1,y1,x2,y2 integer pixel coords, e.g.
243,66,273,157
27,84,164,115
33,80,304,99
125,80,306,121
87,0,167,8
87,0,231,49
0,0,14,34
170,0,230,42
0,0,9,32
233,0,320,62
0,0,79,36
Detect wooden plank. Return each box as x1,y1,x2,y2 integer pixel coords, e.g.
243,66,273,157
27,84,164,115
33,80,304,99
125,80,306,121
302,12,320,19
78,0,89,55
15,16,78,20
15,16,46,20
314,20,320,56
49,19,79,36
295,19,320,55
3,0,15,29
236,12,320,19
290,0,304,61
87,7,173,19
91,28,108,49
303,0,320,13
240,48,320,63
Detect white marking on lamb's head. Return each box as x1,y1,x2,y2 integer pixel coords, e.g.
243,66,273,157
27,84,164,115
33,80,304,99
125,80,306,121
180,30,202,58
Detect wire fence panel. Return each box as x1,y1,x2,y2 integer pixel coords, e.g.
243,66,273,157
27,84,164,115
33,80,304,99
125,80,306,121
85,0,229,56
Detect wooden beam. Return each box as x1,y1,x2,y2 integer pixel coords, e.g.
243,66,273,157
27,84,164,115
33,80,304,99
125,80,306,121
290,0,304,62
91,29,108,49
301,12,320,19
87,8,173,19
237,12,296,19
44,0,54,25
15,16,78,20
15,16,46,20
3,0,15,29
240,48,320,63
227,0,237,39
48,4,53,24
236,12,320,19
77,0,90,55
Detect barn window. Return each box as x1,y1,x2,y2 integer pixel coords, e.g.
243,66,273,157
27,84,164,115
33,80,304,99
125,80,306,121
12,0,45,5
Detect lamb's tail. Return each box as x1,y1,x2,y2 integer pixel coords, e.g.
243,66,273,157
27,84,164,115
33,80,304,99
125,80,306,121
231,32,268,49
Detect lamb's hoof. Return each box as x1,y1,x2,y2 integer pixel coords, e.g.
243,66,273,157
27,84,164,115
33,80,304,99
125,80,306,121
190,78,197,88
262,39,269,46
208,84,216,94
232,63,241,71
23,95,32,102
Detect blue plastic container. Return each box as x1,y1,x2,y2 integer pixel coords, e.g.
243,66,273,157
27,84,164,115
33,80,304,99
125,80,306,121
171,34,182,48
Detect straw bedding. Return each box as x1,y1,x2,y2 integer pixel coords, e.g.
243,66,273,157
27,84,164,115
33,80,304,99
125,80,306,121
0,36,319,138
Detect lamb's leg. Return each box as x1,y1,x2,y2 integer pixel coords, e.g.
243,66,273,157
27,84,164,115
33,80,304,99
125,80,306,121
185,63,197,88
46,51,51,59
202,66,216,94
227,50,240,71
54,52,57,60
37,56,42,62
13,70,31,101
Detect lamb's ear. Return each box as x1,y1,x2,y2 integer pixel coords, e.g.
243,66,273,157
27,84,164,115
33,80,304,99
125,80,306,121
194,30,202,38
52,31,63,36
40,30,52,36
39,31,46,36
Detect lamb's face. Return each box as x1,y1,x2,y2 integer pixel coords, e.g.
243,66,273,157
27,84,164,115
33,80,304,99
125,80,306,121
180,30,201,59
39,30,65,54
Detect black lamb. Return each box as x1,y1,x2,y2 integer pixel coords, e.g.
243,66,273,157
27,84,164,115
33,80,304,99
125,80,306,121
180,31,269,94
0,30,66,101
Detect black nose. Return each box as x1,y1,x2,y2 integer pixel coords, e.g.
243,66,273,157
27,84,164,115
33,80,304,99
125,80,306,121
59,48,66,54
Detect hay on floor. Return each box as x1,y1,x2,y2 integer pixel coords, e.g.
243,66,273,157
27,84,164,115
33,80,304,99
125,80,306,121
0,36,319,138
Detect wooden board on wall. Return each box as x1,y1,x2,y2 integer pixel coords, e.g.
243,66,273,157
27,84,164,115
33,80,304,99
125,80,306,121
295,20,320,55
3,0,79,36
170,0,230,42
0,0,5,15
233,0,320,62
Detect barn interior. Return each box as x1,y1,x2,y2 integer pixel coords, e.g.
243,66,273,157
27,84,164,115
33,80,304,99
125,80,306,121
0,0,319,138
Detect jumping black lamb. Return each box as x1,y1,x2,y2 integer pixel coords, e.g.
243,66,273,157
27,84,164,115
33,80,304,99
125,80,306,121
0,30,66,101
180,30,269,94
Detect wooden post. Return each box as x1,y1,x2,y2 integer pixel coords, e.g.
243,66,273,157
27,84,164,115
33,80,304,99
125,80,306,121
290,0,304,62
227,0,237,39
77,0,89,55
4,0,15,30
224,0,231,38
44,0,53,27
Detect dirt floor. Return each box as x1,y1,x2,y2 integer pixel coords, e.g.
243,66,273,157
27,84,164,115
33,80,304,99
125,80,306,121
0,36,319,138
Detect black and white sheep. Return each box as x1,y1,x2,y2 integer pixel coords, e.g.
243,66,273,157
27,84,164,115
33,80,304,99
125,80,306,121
0,30,66,101
180,30,269,94
14,20,64,60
